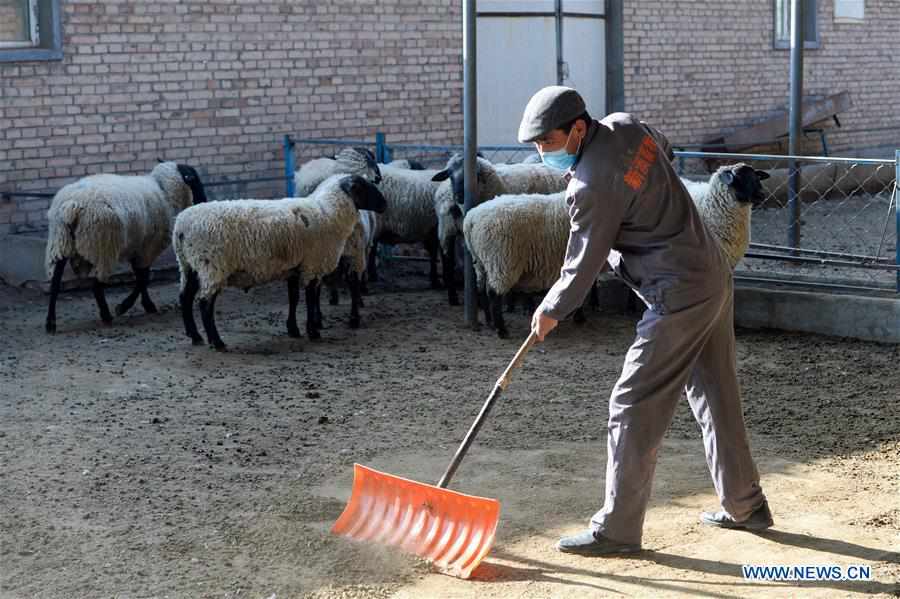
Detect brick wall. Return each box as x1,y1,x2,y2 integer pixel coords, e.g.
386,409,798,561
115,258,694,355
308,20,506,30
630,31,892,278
0,0,463,235
622,1,900,155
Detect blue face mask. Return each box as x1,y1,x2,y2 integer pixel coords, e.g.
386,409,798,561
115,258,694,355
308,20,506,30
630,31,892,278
540,128,580,171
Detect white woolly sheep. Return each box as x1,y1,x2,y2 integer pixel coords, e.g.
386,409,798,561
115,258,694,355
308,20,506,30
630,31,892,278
431,154,568,305
680,163,770,269
321,208,379,327
365,162,444,290
173,174,386,351
463,191,570,338
293,147,382,196
384,159,427,170
44,161,208,334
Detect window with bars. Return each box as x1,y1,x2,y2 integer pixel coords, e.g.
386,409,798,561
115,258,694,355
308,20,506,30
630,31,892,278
774,0,820,49
0,0,61,61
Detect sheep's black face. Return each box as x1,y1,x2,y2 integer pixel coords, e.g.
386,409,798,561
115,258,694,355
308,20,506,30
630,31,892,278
432,154,484,205
354,147,382,185
721,164,770,205
177,164,209,204
341,175,387,213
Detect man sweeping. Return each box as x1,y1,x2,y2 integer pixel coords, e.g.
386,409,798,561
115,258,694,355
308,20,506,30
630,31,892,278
520,86,773,555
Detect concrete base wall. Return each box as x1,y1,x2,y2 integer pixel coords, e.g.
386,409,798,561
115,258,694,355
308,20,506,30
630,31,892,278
2,232,897,343
734,286,899,344
0,232,177,292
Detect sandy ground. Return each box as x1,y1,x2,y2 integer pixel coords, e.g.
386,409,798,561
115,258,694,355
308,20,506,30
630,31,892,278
1,262,898,599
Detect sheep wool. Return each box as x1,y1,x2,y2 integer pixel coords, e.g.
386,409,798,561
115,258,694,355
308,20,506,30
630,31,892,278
680,164,761,270
376,163,441,243
173,175,361,299
294,147,378,196
45,161,193,281
463,191,570,295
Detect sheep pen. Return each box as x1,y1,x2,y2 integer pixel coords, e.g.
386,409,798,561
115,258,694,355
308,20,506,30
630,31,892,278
1,263,898,598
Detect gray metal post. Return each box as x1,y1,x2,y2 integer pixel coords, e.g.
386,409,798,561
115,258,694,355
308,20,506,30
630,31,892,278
555,0,564,85
463,0,478,327
605,0,625,113
788,0,804,250
895,150,899,292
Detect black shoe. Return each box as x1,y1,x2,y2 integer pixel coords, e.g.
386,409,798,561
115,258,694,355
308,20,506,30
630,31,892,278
555,530,641,556
700,500,773,531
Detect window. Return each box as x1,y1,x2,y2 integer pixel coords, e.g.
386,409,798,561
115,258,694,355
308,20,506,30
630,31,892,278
774,0,819,49
834,0,864,23
0,0,62,62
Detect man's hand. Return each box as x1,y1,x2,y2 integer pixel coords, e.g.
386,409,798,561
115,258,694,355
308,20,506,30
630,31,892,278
532,309,558,342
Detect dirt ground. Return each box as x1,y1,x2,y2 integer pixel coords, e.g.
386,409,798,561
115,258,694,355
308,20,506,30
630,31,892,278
1,262,898,599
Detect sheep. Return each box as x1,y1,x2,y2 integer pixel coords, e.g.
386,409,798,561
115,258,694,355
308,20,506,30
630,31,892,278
320,208,378,328
364,162,444,290
463,192,570,338
680,163,770,269
385,159,427,170
173,174,386,351
293,147,382,196
431,154,568,305
44,161,208,334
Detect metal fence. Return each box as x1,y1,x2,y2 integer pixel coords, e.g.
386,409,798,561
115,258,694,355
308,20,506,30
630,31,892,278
286,134,900,293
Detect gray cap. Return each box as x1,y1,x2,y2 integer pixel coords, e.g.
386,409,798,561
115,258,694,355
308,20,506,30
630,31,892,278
517,86,586,143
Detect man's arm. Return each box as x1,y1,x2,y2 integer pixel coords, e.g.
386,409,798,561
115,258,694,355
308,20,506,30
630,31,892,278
539,180,628,321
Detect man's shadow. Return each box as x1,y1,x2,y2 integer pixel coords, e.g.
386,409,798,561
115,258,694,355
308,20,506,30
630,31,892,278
472,530,899,596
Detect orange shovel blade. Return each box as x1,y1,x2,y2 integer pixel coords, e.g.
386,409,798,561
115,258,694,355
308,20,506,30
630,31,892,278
331,464,501,579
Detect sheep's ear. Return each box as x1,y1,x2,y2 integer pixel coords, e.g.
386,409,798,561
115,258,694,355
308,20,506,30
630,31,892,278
432,170,450,182
449,204,463,219
721,171,735,186
157,157,165,163
755,169,770,180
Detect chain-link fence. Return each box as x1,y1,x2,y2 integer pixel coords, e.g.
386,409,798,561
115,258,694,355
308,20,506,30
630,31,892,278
676,151,898,292
287,134,899,293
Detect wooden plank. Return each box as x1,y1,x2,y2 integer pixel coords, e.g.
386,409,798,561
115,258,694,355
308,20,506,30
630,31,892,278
722,91,852,151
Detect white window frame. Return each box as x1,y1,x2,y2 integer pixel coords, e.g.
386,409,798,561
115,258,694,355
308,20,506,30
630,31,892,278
0,0,40,49
774,0,820,50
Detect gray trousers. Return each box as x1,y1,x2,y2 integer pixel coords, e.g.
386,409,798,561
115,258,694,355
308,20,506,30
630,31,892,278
591,278,765,545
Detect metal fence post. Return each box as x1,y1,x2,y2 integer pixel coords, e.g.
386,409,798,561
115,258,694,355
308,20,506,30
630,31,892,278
895,149,899,292
463,0,478,328
375,132,386,164
283,134,295,197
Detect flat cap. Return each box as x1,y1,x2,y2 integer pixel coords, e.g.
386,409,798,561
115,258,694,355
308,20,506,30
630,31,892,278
517,86,586,143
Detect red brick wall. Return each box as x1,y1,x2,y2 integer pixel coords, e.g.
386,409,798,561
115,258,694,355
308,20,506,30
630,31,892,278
622,1,900,155
0,0,463,234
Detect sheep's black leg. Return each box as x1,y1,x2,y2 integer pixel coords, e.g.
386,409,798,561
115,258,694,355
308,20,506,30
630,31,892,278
360,272,369,296
199,292,226,351
45,258,67,334
305,280,321,340
479,286,493,328
524,294,536,315
425,232,441,289
367,244,379,283
573,306,587,324
442,234,458,305
179,270,203,345
347,271,362,329
488,290,508,339
115,269,142,316
286,274,301,338
138,268,157,314
328,281,340,306
589,281,600,310
505,292,517,314
92,279,113,324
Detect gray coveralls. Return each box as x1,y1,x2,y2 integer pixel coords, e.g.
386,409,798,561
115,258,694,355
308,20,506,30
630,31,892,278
539,113,766,545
